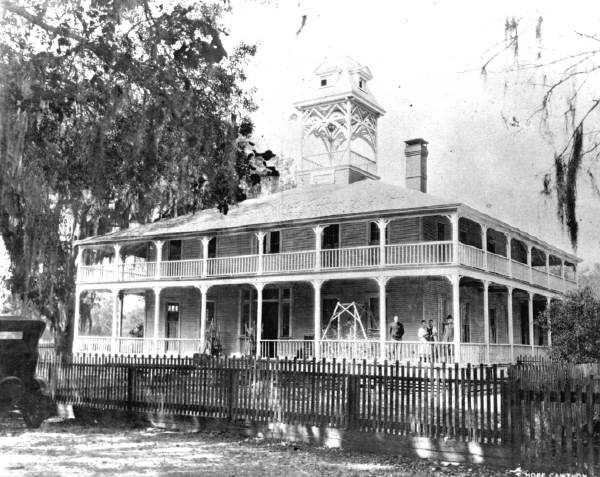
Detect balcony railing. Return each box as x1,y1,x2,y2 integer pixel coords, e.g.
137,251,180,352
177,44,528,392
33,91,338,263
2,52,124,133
77,239,571,293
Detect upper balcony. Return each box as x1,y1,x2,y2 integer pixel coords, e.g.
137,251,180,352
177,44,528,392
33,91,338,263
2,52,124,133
76,213,578,294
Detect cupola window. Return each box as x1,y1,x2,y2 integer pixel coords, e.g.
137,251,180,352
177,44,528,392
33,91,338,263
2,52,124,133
358,78,365,90
320,77,328,87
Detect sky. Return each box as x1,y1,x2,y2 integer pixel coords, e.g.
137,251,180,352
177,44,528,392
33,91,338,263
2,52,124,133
224,0,600,267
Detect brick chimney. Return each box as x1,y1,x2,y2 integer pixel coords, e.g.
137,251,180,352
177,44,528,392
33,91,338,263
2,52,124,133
404,138,428,193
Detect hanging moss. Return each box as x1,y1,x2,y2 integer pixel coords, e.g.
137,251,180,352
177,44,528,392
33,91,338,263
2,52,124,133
554,125,582,249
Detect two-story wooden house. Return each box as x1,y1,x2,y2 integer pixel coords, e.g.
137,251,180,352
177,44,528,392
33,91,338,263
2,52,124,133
73,57,579,364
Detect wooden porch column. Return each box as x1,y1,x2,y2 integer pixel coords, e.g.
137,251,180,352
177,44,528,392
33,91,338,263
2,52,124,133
507,286,514,363
545,253,550,288
526,244,533,283
313,226,323,271
114,243,122,281
254,282,264,358
153,287,162,355
546,296,552,347
506,234,512,278
451,213,459,265
377,276,389,361
154,240,163,279
311,279,323,359
560,259,566,293
201,237,211,278
73,285,81,351
376,219,389,267
255,232,265,275
111,288,120,354
481,225,488,271
528,291,534,355
451,274,461,365
483,280,490,364
196,283,210,354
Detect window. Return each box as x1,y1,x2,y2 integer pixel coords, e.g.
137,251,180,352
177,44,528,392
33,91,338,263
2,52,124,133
207,237,217,258
322,224,340,249
240,289,257,336
320,78,328,87
489,308,497,344
321,298,338,331
168,240,182,261
461,302,470,343
166,303,180,339
358,78,365,89
437,222,446,241
239,287,292,339
368,221,390,245
265,231,281,254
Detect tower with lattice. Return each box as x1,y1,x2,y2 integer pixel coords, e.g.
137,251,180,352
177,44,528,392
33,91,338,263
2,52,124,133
294,57,385,187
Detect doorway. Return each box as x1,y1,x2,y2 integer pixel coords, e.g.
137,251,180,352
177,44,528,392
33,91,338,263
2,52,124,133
166,302,179,353
262,302,279,357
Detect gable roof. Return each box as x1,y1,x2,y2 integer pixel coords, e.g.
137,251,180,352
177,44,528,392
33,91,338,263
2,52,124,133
77,180,458,246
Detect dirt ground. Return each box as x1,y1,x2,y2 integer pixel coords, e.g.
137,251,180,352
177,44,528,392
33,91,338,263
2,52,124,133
0,415,518,477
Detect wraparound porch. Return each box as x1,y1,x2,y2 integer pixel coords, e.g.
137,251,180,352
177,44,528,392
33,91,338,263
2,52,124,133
73,273,555,365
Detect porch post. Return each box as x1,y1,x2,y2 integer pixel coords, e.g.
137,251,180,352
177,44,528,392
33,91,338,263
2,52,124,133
526,244,532,283
545,253,550,288
201,237,210,278
114,243,122,281
376,219,389,267
483,280,490,364
313,225,323,271
254,282,264,358
75,246,83,282
546,296,552,347
311,279,323,359
451,213,459,265
560,259,566,292
153,287,162,355
73,285,81,352
377,276,389,361
481,225,488,271
154,240,163,279
256,232,265,275
507,286,514,363
111,287,120,354
197,284,210,354
451,274,461,364
528,291,534,355
506,234,512,277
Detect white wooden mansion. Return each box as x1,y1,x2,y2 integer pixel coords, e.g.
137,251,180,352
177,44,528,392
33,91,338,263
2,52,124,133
73,58,579,364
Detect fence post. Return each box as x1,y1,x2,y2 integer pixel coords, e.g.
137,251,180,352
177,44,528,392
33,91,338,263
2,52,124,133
346,374,359,429
126,364,135,416
228,367,238,421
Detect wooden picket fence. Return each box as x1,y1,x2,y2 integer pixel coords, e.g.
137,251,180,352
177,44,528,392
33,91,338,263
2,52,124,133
37,354,508,442
35,354,600,474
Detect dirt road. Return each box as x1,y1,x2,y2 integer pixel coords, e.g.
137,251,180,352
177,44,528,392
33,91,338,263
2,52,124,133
0,416,514,476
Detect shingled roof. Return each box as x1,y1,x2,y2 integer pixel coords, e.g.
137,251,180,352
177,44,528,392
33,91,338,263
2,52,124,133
77,179,459,245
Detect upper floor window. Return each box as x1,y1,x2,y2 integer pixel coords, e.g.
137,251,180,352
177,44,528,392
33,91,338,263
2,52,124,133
320,77,328,87
358,78,365,90
253,230,281,254
322,224,340,249
208,237,217,258
368,221,390,245
168,240,182,261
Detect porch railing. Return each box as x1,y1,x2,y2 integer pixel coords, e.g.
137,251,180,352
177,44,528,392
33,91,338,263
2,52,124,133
321,245,379,269
511,260,530,282
77,240,570,294
263,251,315,273
385,241,452,265
74,336,112,354
161,259,203,278
259,340,312,359
319,340,380,361
206,254,258,276
155,338,203,356
487,252,509,276
458,243,485,270
489,344,512,363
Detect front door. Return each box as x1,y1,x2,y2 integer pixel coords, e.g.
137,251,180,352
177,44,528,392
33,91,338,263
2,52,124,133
166,303,179,353
262,302,279,357
520,302,529,345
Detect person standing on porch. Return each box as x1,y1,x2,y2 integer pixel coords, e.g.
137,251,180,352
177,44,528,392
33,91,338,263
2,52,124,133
389,315,404,361
417,320,429,362
442,315,454,362
427,319,438,361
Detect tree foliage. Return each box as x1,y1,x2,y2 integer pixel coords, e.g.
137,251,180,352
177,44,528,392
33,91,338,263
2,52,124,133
0,0,258,351
538,287,600,363
482,16,600,249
